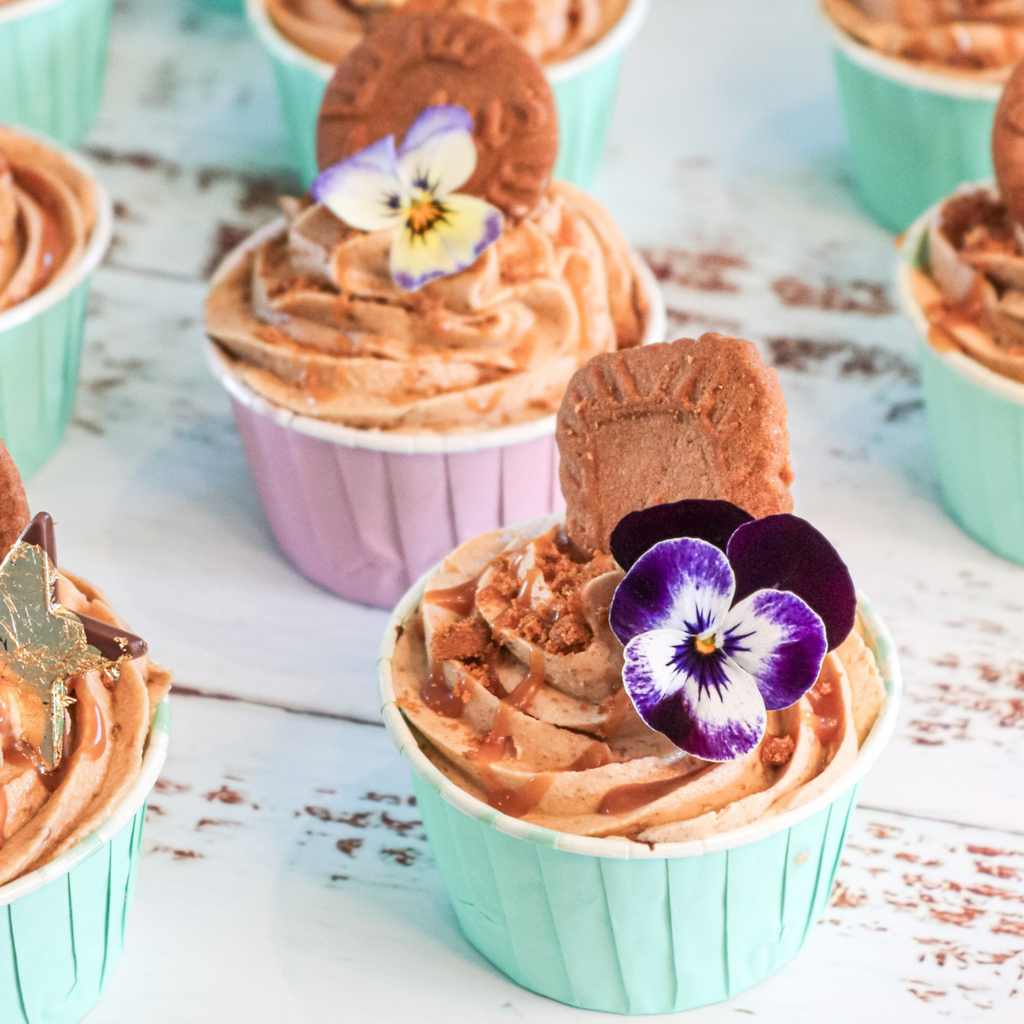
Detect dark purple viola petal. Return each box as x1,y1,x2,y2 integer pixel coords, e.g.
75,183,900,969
610,500,754,570
722,589,827,710
726,515,856,650
609,538,735,646
623,629,767,761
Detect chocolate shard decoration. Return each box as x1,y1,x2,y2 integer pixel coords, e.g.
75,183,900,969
0,511,147,771
78,615,148,661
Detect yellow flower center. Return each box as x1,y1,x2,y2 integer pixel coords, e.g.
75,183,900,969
694,634,717,656
404,192,447,237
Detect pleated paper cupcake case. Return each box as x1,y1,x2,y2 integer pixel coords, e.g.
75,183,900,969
0,700,169,1024
822,9,1001,233
0,0,114,145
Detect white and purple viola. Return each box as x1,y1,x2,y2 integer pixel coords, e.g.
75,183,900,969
608,500,856,763
311,104,503,292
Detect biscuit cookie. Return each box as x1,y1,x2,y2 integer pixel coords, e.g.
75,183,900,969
0,440,30,558
316,11,559,221
557,334,795,554
993,59,1024,224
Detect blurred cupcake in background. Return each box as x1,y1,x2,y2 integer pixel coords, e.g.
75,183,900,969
247,0,649,187
0,125,112,477
205,11,664,609
898,52,1024,564
0,0,115,144
820,0,1024,231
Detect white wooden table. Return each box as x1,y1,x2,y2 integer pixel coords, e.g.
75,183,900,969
24,0,1024,1019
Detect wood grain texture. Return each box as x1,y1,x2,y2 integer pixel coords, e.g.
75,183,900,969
19,0,1021,1020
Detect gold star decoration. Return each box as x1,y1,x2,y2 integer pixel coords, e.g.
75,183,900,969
0,513,146,771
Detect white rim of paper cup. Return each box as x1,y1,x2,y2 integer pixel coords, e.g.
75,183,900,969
820,3,1003,101
897,188,1024,408
0,129,113,336
377,516,903,862
0,699,170,908
246,0,649,86
204,216,667,454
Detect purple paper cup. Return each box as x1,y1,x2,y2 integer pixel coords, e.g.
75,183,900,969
205,222,666,609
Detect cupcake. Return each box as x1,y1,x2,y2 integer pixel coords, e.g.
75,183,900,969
379,334,900,1014
820,0,1014,231
0,442,171,1024
0,125,113,477
246,0,649,187
898,56,1024,563
205,16,664,609
0,0,114,144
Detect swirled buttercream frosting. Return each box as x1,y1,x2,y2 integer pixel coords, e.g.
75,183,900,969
391,519,886,842
264,0,629,66
0,571,170,885
0,126,98,313
824,0,1024,76
205,182,648,432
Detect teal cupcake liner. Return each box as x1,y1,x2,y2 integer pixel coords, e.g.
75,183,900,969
0,138,113,479
379,552,902,1015
898,209,1024,565
0,0,114,145
822,10,1000,234
246,0,649,189
0,700,170,1024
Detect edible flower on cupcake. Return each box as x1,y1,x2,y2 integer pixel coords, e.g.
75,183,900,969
390,335,887,842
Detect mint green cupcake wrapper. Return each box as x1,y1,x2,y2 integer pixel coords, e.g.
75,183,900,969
246,0,649,190
823,11,1000,234
898,205,1024,565
0,0,114,145
0,141,113,479
378,541,902,1014
0,701,170,1024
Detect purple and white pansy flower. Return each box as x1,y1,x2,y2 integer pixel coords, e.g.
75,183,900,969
311,105,503,292
608,500,856,762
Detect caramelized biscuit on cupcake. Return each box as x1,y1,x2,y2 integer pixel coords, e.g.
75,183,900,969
316,11,558,221
557,334,794,554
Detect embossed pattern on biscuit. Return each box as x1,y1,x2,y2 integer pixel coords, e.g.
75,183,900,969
0,441,30,560
556,334,795,555
316,12,559,221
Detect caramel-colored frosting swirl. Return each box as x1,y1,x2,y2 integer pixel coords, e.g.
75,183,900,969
206,182,648,432
265,0,629,66
0,572,170,886
908,186,1024,384
0,127,98,313
824,0,1024,75
392,520,886,842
